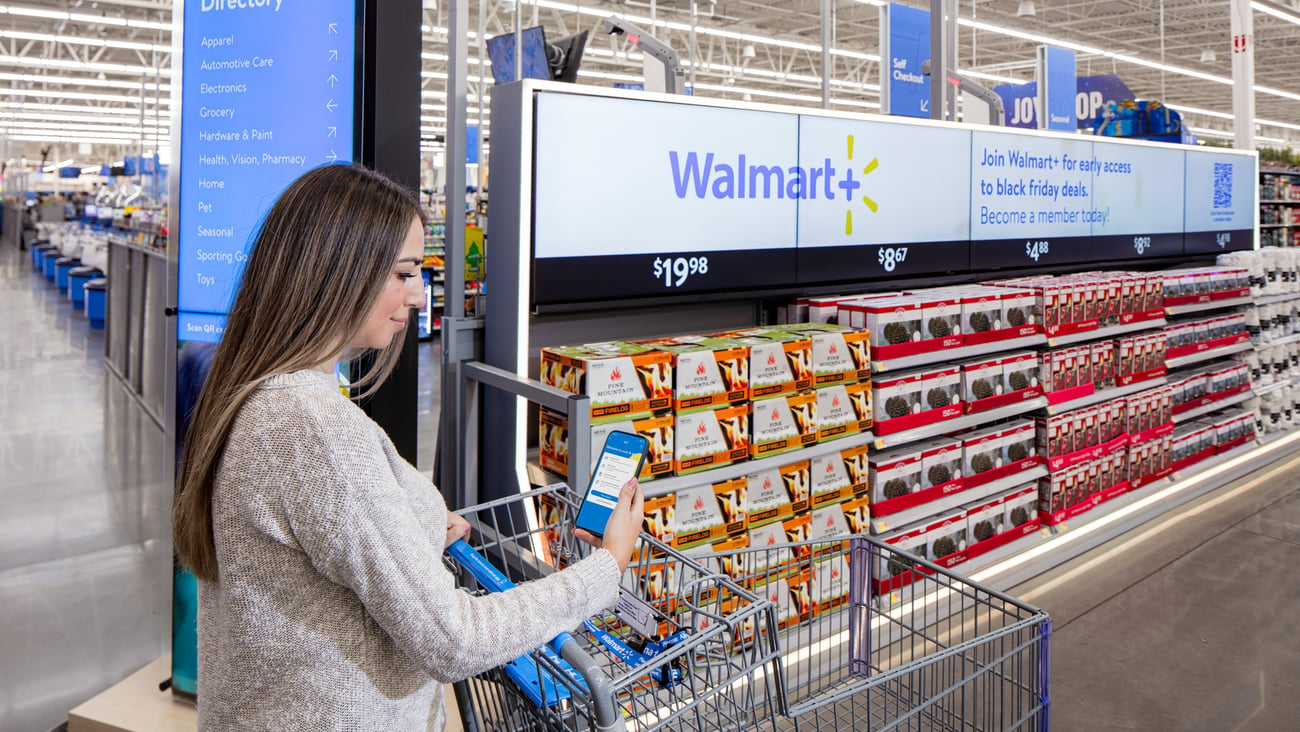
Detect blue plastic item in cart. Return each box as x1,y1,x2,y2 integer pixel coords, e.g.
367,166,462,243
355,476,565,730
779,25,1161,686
444,540,588,707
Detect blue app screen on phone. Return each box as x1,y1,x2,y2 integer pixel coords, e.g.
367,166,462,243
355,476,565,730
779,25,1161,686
576,431,647,536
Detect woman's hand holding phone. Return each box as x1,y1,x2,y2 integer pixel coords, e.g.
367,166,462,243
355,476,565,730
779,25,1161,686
575,479,644,574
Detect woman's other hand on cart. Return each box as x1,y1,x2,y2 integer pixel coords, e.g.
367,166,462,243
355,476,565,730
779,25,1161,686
575,479,645,573
445,510,471,549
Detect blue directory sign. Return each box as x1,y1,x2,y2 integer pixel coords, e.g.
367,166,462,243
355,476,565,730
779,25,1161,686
177,0,357,342
1038,46,1077,131
881,3,930,119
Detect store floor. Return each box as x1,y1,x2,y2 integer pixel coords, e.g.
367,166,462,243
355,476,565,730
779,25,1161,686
0,242,172,732
1011,446,1300,731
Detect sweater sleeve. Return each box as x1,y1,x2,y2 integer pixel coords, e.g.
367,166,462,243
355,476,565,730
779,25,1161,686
283,413,621,685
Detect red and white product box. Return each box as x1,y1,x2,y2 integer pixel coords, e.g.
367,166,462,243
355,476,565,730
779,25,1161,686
805,295,864,324
1119,275,1139,314
1069,281,1089,324
869,446,925,505
1005,485,1040,530
959,289,1005,336
1104,277,1123,324
875,523,932,591
998,287,1041,331
1001,351,1042,393
874,369,926,426
925,509,970,567
1039,469,1075,514
919,438,964,491
1092,342,1116,389
1116,337,1137,377
922,365,963,413
859,297,927,357
913,291,963,344
1072,346,1093,388
964,358,1005,404
832,294,892,328
778,298,810,325
965,494,1007,545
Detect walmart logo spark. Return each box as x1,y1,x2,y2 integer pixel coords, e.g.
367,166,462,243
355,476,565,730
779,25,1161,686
667,135,879,235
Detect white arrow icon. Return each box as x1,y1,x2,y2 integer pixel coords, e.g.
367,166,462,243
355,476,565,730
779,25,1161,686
325,99,337,113
328,49,338,61
920,100,930,112
327,126,337,138
327,74,339,88
326,150,338,162
328,23,338,35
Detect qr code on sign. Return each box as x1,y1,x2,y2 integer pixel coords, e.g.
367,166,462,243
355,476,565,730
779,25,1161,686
1213,162,1233,209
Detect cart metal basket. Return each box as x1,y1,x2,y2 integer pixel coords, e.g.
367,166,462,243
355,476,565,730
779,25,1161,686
702,535,1052,732
448,484,782,732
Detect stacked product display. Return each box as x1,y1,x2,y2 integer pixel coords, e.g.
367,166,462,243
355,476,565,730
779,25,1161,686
1260,170,1300,248
536,251,1300,600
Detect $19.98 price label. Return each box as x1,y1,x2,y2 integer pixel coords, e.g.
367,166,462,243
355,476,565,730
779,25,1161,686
652,255,709,288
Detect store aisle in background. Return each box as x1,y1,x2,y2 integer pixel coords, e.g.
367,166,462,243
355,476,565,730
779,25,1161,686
1015,451,1300,731
0,243,172,732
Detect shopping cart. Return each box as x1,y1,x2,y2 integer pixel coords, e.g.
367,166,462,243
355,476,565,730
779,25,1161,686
446,483,782,732
702,535,1052,732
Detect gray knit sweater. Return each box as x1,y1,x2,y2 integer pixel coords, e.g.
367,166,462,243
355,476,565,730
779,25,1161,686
198,369,620,730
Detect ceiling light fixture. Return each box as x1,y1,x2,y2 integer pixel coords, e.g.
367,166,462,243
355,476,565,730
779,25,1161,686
1016,0,1036,18
1200,48,1217,63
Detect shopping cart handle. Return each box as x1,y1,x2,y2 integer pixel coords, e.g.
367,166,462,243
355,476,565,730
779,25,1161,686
445,539,578,656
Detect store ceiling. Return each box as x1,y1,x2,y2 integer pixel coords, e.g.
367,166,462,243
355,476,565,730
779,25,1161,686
0,0,1296,169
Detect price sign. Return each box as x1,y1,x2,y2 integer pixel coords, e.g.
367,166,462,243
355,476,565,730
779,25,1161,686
652,256,710,288
1025,240,1051,262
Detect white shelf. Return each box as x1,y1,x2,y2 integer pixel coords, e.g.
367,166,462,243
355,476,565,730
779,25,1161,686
1262,333,1300,348
871,334,1046,373
641,430,875,499
1164,296,1254,317
1044,378,1168,415
1253,376,1298,397
1261,224,1296,229
869,465,1048,534
1046,318,1167,347
872,397,1049,451
1172,390,1255,423
1165,341,1256,370
1253,292,1300,306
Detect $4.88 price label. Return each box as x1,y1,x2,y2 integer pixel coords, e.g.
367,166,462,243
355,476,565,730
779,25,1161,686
1025,240,1050,262
653,256,709,288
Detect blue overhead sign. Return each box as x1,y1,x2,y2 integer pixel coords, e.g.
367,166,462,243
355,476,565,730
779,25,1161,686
880,3,930,119
177,0,357,343
995,74,1135,130
1038,46,1077,131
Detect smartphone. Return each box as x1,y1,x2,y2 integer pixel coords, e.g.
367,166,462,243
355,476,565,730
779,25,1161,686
575,431,649,537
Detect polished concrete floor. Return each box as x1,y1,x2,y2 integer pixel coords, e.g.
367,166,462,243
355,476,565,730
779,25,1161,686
4,234,1300,731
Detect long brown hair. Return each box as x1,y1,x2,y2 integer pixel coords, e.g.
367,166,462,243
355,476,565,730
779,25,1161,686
174,164,424,582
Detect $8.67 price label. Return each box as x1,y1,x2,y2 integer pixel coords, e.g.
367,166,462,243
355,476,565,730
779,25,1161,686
653,256,709,288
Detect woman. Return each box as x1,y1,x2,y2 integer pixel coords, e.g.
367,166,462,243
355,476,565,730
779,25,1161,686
173,164,644,730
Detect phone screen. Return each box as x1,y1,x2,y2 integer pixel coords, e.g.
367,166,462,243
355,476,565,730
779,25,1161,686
575,431,648,537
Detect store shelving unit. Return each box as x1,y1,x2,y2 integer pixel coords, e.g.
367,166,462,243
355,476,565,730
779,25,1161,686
872,398,1049,451
1165,340,1256,369
947,431,1300,595
1046,318,1167,347
1253,376,1300,398
1259,170,1299,247
1254,292,1300,306
871,334,1046,373
1172,390,1255,423
869,466,1048,534
1043,378,1168,416
1165,297,1254,317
